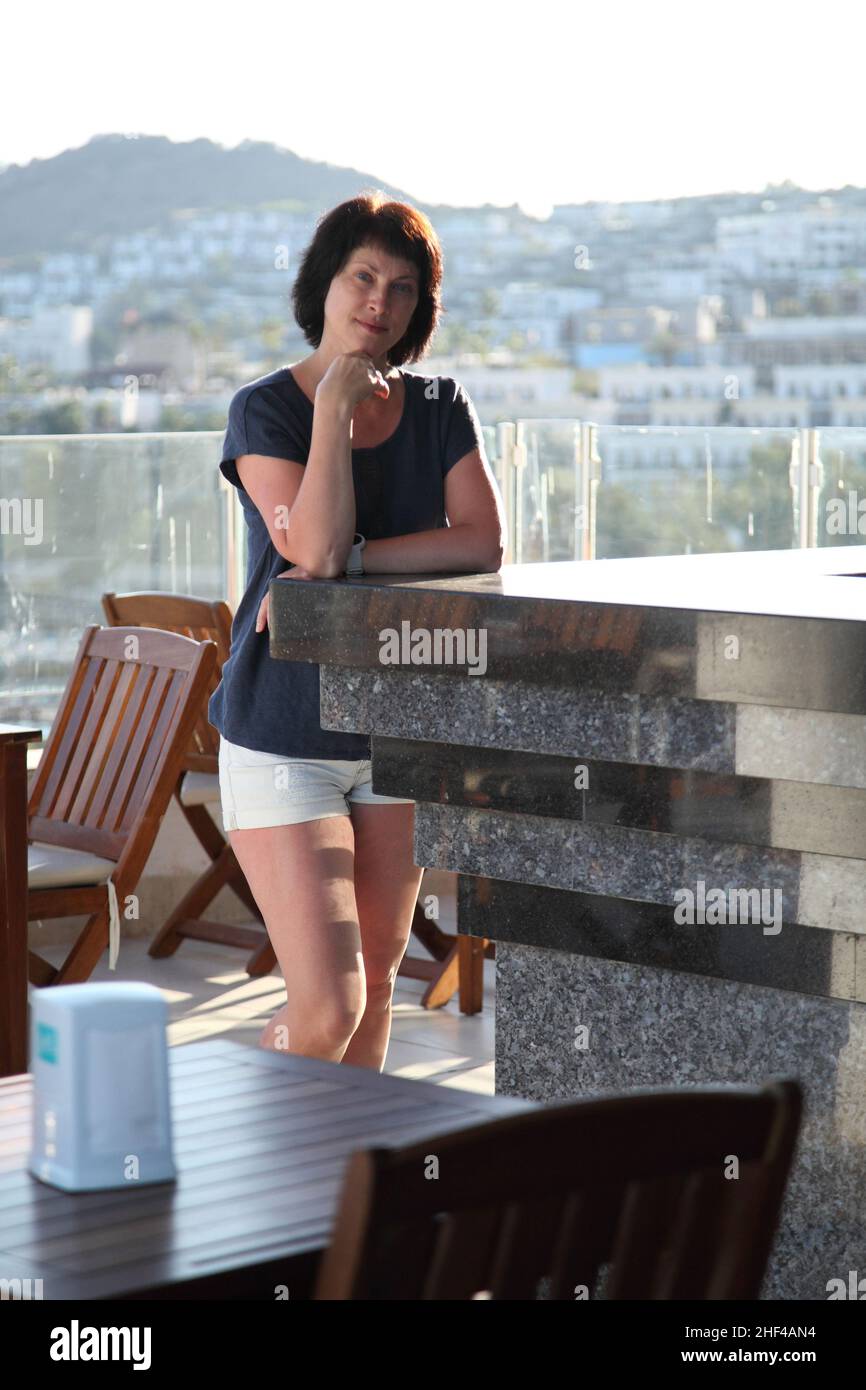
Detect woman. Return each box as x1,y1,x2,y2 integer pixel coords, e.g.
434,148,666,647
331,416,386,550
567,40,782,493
209,190,505,1071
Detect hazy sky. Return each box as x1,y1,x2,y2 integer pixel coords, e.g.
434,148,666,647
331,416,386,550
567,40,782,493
4,0,863,214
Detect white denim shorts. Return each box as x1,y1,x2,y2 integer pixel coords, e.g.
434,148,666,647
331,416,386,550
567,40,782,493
217,736,415,830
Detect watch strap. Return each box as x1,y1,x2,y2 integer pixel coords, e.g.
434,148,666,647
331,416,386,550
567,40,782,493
346,532,366,575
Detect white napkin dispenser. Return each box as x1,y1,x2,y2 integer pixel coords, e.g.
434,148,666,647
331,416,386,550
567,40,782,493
29,982,176,1192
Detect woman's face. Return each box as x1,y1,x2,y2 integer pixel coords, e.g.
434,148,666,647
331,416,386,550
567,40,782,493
322,242,420,361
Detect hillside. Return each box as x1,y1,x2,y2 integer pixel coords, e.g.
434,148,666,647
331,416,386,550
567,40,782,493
0,133,426,259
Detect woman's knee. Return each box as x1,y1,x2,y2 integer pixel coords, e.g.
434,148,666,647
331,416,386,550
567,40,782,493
293,992,367,1052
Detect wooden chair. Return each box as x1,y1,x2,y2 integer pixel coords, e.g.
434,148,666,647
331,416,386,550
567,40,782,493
313,1078,803,1300
27,626,217,986
101,592,276,976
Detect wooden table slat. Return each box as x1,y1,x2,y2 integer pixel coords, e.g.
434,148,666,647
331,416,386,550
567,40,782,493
0,1100,484,1228
1,1100,493,1246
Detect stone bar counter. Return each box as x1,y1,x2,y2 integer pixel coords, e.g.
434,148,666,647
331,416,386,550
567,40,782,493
270,544,866,1300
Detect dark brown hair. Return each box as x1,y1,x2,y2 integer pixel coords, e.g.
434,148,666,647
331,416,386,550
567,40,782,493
291,190,444,366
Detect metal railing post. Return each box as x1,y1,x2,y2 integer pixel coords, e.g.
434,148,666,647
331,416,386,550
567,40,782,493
220,472,244,611
806,427,824,548
576,420,600,560
496,422,516,565
588,422,602,561
791,430,810,549
791,429,824,549
512,425,527,565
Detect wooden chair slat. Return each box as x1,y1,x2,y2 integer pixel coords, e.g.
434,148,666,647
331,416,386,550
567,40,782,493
651,1169,732,1298
423,1206,502,1299
50,658,123,824
487,1193,566,1299
29,640,102,819
100,667,168,831
604,1174,689,1298
85,663,150,828
550,1185,624,1298
118,669,185,834
67,660,139,827
91,663,157,831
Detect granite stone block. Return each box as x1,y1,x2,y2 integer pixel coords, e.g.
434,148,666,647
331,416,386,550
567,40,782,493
495,943,866,1300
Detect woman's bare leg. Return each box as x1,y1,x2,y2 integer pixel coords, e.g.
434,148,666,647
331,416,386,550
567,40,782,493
341,802,424,1071
228,815,364,1062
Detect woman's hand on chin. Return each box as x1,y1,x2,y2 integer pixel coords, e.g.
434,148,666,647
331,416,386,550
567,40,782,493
255,566,315,633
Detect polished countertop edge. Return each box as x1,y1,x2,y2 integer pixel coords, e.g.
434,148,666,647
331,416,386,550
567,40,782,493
268,545,866,623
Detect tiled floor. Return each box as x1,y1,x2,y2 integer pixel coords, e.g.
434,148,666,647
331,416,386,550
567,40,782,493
29,870,497,1095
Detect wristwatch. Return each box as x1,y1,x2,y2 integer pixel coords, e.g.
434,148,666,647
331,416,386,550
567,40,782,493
345,532,366,576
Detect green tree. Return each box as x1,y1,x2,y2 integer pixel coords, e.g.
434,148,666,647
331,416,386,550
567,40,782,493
0,355,20,394
34,400,87,434
806,291,835,316
91,400,116,431
594,438,795,559
260,319,287,356
571,369,599,397
774,298,804,317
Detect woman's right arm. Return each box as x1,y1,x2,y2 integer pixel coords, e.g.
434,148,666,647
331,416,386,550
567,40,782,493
236,354,387,579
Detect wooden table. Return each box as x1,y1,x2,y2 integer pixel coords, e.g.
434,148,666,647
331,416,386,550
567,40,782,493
0,1038,535,1299
0,724,41,1079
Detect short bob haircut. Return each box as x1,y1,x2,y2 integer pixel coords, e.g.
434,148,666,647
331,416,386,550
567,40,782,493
291,190,444,367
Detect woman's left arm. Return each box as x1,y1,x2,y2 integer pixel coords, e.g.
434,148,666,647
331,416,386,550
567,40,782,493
362,447,506,574
257,449,506,630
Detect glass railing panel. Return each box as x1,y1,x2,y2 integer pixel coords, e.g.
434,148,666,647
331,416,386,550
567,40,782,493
481,424,502,493
813,428,866,549
0,432,226,734
513,419,581,563
590,426,801,559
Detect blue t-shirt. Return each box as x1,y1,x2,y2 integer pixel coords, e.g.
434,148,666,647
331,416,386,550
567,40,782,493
208,364,486,758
